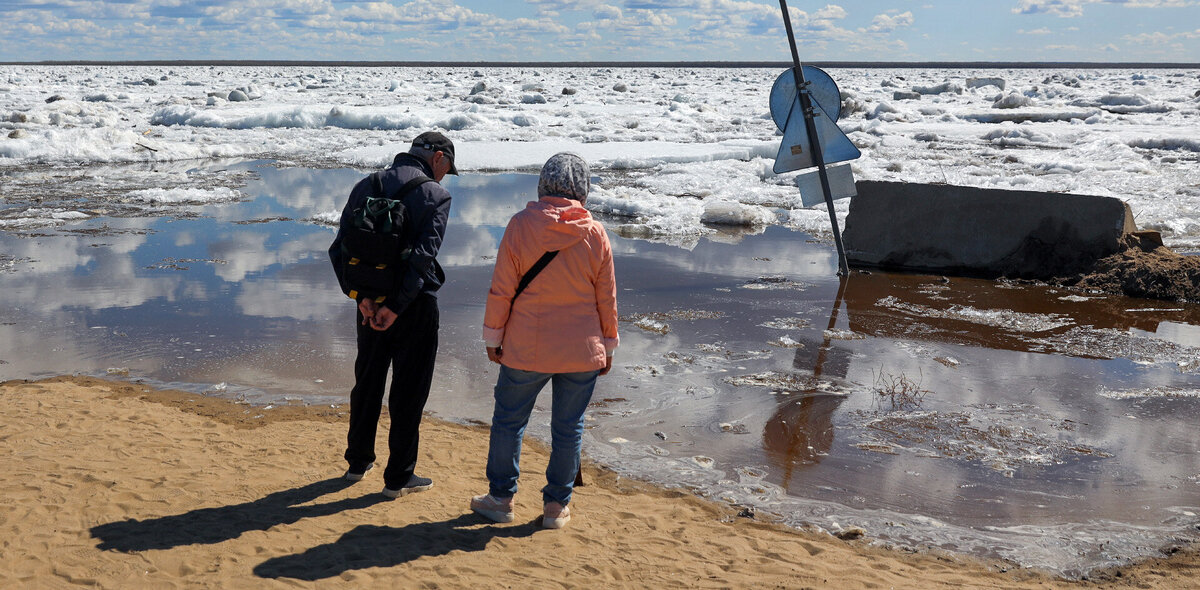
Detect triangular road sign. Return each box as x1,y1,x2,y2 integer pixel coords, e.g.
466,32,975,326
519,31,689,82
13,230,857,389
772,97,860,174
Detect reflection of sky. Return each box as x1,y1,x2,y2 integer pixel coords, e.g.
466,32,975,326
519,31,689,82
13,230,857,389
1138,320,1200,348
2,163,1200,575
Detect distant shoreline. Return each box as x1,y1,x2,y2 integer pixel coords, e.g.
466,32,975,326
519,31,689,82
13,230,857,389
2,60,1198,69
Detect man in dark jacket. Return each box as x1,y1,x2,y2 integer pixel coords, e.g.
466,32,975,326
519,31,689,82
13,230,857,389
329,131,456,498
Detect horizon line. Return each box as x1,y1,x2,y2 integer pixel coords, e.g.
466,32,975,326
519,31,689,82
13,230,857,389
2,60,1199,69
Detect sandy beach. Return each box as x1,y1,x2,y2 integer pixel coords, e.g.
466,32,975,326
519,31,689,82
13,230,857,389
0,376,1196,589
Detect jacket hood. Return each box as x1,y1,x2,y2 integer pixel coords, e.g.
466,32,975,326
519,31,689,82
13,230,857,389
525,196,594,252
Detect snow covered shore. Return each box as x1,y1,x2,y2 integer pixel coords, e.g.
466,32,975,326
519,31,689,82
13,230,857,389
2,65,1198,248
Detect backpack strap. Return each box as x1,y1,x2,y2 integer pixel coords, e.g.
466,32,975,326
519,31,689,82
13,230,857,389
369,171,433,199
363,172,434,234
393,175,433,198
510,250,560,305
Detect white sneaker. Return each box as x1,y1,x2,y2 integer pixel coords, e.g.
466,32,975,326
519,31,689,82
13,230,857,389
470,494,515,523
343,463,374,481
542,502,571,529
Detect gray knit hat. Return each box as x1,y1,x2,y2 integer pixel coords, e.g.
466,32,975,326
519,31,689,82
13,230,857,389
538,152,590,202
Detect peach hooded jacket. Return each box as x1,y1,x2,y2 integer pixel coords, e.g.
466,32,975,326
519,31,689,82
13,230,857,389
482,196,619,373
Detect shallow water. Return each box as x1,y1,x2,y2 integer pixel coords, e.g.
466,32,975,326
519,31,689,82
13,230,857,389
2,161,1199,577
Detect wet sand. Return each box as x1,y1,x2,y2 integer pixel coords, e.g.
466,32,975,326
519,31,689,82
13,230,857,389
4,375,1200,589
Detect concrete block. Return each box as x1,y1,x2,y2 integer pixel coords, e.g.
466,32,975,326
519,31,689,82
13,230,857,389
843,181,1136,279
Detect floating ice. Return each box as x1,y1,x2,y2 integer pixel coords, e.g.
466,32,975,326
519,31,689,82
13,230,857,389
741,276,809,290
309,210,341,226
876,296,1075,333
912,82,962,95
759,317,811,330
993,93,1034,109
966,77,1006,90
1127,137,1200,152
768,335,804,348
1027,326,1200,370
0,208,90,229
1097,386,1200,400
1,64,1199,249
852,408,1112,476
124,187,243,205
961,109,1098,123
631,317,670,334
823,329,865,340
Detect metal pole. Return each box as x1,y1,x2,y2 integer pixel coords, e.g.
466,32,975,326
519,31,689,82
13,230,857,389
778,0,849,276
813,275,848,379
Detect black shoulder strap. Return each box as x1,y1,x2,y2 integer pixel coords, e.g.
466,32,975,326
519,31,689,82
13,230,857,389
511,250,560,305
373,173,432,200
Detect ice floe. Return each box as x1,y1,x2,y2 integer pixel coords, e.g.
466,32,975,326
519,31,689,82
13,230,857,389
2,65,1199,249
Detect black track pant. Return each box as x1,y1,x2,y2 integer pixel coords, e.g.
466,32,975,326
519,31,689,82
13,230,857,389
344,294,439,489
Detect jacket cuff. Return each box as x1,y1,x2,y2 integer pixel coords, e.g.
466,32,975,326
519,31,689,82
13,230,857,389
483,326,505,348
384,295,411,315
603,337,619,355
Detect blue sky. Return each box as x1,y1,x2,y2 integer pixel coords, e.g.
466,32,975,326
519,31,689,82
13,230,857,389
1,1,1197,62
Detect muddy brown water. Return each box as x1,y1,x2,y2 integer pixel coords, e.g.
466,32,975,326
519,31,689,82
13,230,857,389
1,161,1198,577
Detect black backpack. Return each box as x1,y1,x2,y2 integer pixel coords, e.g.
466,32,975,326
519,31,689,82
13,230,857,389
337,172,432,303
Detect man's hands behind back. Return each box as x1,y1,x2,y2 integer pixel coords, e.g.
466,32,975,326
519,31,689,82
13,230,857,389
358,299,398,331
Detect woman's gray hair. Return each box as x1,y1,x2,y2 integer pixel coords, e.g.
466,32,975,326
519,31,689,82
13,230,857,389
538,152,590,203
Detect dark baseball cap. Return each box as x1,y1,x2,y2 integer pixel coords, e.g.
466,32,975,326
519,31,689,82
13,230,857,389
410,131,458,175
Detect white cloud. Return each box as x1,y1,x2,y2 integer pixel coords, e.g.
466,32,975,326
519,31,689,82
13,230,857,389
1013,0,1092,17
528,0,603,11
865,11,914,34
1123,28,1200,43
0,0,1193,62
1013,0,1198,17
594,4,623,21
812,5,849,21
1118,0,1197,6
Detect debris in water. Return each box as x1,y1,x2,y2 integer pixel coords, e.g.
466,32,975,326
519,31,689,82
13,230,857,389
759,317,811,330
877,296,1075,333
871,367,931,410
768,335,805,348
823,329,865,340
720,422,750,434
663,351,695,364
1096,386,1200,400
851,409,1112,475
620,309,724,322
741,275,810,290
632,317,670,334
724,371,817,392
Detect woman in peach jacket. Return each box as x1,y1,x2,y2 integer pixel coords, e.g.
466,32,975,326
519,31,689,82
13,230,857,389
471,152,618,529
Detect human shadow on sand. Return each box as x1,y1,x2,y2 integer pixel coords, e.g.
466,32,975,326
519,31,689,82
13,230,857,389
253,514,541,581
91,478,387,551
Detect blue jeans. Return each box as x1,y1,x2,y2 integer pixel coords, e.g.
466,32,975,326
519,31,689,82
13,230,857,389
486,365,599,506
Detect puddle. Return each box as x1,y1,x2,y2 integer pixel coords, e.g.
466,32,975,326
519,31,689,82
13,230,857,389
2,161,1200,577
